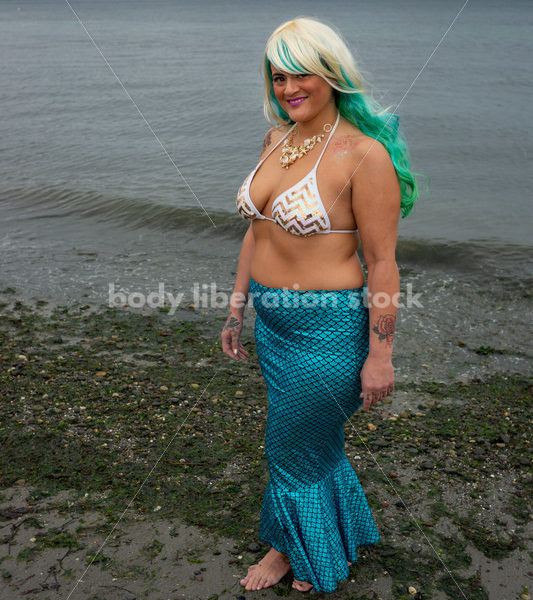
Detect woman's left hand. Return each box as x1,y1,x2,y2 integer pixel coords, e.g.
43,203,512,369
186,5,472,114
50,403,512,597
359,356,394,412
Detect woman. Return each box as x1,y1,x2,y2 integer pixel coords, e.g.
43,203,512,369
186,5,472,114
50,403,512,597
221,17,417,594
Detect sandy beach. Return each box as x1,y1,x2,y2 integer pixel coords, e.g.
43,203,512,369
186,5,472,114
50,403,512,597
0,289,531,600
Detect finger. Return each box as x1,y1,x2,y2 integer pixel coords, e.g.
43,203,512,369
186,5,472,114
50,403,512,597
221,336,232,356
362,393,373,411
370,392,381,406
231,334,240,357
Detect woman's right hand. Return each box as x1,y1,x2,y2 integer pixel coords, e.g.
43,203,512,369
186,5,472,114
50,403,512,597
221,312,249,361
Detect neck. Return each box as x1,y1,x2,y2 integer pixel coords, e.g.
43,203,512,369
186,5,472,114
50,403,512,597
293,103,338,139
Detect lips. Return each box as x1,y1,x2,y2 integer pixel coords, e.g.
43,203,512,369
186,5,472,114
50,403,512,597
287,96,307,106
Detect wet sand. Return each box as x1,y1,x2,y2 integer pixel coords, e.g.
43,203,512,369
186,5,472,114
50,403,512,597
0,290,531,599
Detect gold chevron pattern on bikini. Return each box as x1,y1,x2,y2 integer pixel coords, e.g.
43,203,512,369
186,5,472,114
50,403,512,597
271,176,329,236
235,112,357,236
236,172,256,219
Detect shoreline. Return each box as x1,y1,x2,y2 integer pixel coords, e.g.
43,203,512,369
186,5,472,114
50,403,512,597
0,289,531,599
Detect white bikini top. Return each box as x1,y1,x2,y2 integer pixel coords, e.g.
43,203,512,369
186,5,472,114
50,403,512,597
236,112,357,237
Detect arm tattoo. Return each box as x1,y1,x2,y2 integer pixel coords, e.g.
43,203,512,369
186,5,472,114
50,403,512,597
262,129,273,153
372,314,396,345
223,316,241,331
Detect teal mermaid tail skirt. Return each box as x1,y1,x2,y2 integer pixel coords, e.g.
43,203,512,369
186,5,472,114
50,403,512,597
249,277,380,593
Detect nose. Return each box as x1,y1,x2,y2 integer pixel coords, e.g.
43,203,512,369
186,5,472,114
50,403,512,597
284,76,300,96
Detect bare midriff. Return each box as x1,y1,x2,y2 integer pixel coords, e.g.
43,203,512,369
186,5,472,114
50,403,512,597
250,220,365,291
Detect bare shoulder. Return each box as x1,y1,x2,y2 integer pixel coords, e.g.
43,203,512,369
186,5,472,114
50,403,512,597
259,123,291,157
332,119,392,176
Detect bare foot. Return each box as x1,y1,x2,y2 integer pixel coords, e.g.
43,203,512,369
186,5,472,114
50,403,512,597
292,560,352,593
240,547,291,591
292,578,313,592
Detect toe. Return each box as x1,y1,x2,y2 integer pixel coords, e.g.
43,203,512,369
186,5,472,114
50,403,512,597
293,578,313,592
245,575,257,591
241,565,258,588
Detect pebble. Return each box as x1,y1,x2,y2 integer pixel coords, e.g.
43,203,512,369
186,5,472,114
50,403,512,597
374,440,388,448
247,542,261,553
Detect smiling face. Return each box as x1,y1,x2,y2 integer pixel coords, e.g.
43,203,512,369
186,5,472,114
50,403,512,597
270,64,335,122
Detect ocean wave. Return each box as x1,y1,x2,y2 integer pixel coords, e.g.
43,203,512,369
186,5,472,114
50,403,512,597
0,184,236,235
1,185,532,282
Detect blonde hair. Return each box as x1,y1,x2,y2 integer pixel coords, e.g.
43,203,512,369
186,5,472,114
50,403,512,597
263,17,365,126
261,16,420,217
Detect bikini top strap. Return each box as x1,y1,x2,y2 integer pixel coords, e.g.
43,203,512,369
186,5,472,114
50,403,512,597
315,111,341,166
256,122,298,167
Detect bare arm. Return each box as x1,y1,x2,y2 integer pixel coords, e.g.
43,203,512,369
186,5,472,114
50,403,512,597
351,138,401,410
229,223,255,318
228,126,278,318
222,127,276,360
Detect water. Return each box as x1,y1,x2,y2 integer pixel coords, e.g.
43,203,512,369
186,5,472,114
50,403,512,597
1,0,531,381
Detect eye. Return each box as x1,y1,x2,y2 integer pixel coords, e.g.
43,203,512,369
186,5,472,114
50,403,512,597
272,75,285,83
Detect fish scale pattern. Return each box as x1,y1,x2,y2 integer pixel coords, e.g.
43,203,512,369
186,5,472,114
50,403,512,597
249,276,381,593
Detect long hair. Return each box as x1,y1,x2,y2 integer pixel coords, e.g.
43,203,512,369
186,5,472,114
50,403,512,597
262,17,420,217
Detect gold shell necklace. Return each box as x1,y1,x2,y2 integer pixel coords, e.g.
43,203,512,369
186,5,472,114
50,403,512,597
279,120,333,169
